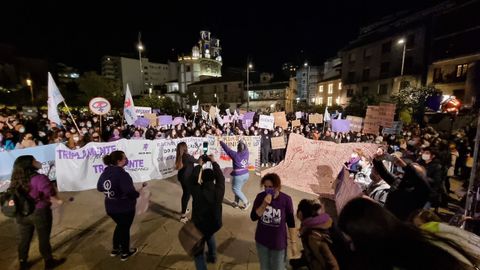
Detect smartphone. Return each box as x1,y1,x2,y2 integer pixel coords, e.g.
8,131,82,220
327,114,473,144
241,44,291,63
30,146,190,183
203,142,208,155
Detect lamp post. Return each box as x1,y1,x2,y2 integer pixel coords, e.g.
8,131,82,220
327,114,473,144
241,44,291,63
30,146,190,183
26,79,33,104
137,33,144,94
304,62,310,105
214,93,218,106
246,63,253,111
397,38,406,76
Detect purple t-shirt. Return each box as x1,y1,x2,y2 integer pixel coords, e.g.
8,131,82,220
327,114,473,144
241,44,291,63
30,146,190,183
220,141,249,176
252,191,295,250
29,174,56,209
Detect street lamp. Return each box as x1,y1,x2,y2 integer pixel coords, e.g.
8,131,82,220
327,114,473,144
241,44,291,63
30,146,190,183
26,79,33,104
214,93,218,105
137,34,144,93
397,38,406,76
304,62,311,105
246,63,253,111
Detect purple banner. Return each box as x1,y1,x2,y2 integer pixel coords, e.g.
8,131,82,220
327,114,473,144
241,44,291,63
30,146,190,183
158,115,173,125
242,112,255,130
331,119,351,133
172,116,186,126
135,118,150,128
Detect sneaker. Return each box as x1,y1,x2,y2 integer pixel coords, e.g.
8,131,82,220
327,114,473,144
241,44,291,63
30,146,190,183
241,202,251,211
231,202,239,209
180,216,189,223
120,248,138,261
44,258,66,269
110,249,121,257
261,163,265,168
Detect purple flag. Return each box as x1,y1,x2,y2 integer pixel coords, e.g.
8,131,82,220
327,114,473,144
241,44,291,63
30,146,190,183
331,119,351,133
172,116,186,126
242,112,255,129
158,115,172,125
135,117,150,128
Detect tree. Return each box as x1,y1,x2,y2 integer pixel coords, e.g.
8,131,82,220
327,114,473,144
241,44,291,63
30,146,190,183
344,92,379,117
77,72,122,108
135,96,180,115
391,86,441,125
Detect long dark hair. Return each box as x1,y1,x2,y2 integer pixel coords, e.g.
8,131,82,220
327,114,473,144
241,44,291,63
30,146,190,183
338,198,472,270
297,199,322,219
237,141,247,153
175,142,187,170
103,150,125,166
10,155,38,192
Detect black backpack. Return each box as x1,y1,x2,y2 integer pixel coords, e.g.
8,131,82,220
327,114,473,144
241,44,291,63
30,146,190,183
0,188,36,218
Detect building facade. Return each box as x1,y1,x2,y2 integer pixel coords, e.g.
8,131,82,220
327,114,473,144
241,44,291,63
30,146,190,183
247,76,296,113
178,31,223,94
296,65,321,103
187,76,244,109
313,77,343,107
101,56,177,96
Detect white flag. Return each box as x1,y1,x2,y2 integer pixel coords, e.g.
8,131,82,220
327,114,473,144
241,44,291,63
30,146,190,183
192,100,199,113
216,114,224,126
47,72,64,125
123,84,138,125
233,109,239,120
201,109,209,120
226,109,231,116
324,106,331,122
337,112,342,119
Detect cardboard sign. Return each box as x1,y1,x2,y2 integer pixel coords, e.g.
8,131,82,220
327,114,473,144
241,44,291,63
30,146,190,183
271,136,286,149
143,113,157,126
346,116,364,132
158,115,173,126
292,120,301,127
379,103,396,128
309,113,323,124
259,115,275,130
331,119,350,133
295,111,303,119
89,97,111,115
134,106,152,117
209,106,217,120
272,111,288,129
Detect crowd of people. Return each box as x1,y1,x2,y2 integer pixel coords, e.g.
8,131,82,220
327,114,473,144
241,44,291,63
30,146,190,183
2,106,479,270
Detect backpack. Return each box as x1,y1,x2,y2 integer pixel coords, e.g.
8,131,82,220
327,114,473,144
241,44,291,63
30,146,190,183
0,188,36,218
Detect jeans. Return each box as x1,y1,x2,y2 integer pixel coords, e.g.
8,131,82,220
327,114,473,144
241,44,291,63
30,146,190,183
194,235,216,270
232,173,249,205
256,242,286,270
261,147,271,164
108,211,135,253
180,179,191,214
16,207,53,262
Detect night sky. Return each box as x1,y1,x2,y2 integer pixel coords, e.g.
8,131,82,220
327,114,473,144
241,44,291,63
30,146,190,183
2,0,438,73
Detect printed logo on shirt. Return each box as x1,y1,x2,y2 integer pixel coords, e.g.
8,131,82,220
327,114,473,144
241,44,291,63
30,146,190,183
103,180,115,198
241,159,248,168
261,206,282,227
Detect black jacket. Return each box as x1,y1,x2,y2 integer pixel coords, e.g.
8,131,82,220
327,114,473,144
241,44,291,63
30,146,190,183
190,162,225,238
178,153,197,183
373,158,432,221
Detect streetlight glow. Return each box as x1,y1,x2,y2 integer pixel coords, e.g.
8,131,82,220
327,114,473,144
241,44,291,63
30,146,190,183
137,44,144,51
248,63,253,69
397,39,405,44
304,62,308,67
26,79,32,86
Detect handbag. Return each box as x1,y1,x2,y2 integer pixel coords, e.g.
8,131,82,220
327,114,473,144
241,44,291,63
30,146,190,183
178,221,204,256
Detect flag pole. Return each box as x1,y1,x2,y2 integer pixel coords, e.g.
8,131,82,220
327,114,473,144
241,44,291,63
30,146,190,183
62,101,80,133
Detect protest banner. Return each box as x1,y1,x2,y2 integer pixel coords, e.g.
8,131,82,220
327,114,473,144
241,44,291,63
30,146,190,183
55,136,261,191
143,113,157,126
346,116,364,132
383,121,403,135
363,106,381,134
134,106,152,116
271,137,286,150
331,119,350,133
223,116,231,123
379,103,396,128
292,120,301,127
172,117,186,126
308,113,323,124
242,112,255,130
272,111,287,129
258,115,275,130
295,111,302,119
158,115,173,126
262,134,378,196
209,106,217,120
334,168,363,213
135,118,150,128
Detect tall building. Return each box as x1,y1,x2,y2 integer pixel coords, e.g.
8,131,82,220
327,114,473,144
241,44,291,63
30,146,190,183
178,30,223,94
247,73,296,113
296,64,321,104
56,63,80,84
312,57,343,106
101,56,177,96
187,75,244,109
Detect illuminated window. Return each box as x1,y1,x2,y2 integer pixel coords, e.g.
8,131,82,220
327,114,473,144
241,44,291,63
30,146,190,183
456,64,468,77
336,96,340,104
327,97,333,106
319,85,324,93
319,97,323,104
328,84,333,94
338,82,342,90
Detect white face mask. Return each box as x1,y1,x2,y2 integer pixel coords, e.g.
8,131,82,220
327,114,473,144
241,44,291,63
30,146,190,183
19,128,26,133
73,136,80,142
86,122,92,128
422,154,431,161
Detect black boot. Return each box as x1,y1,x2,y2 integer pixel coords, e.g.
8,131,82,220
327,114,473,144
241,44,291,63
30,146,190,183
44,258,66,270
19,260,28,270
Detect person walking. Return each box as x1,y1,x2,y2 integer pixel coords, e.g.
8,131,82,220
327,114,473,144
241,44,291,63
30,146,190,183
219,138,250,210
97,150,139,261
175,142,198,222
11,155,65,270
250,173,298,270
190,154,225,270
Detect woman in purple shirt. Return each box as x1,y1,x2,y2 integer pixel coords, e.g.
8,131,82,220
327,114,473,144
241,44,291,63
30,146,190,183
11,155,65,270
219,139,250,210
250,173,299,270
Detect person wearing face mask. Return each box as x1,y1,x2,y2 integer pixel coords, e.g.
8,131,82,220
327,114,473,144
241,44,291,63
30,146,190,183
66,134,84,150
16,133,37,149
260,129,271,167
109,128,122,142
11,155,66,270
97,151,139,261
419,148,445,209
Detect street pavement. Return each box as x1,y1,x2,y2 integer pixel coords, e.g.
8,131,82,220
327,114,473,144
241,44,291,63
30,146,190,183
0,172,317,270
